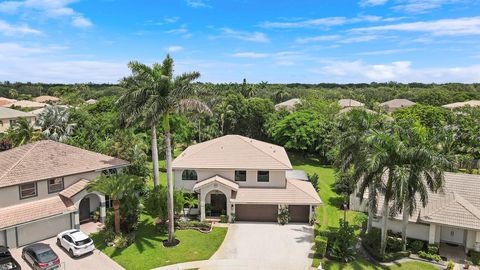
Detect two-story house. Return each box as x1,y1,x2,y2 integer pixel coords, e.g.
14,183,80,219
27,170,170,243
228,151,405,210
173,135,322,223
0,140,129,248
0,107,36,133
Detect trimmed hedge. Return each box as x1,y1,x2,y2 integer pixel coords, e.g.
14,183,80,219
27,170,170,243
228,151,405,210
362,239,410,262
408,239,425,254
470,250,480,265
427,244,439,255
418,251,442,262
315,236,328,258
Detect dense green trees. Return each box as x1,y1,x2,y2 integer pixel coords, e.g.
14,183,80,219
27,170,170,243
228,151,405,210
37,106,76,142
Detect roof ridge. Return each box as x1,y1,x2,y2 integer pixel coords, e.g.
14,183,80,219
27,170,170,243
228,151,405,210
288,179,321,203
176,136,224,161
454,192,480,221
0,141,39,181
237,136,292,168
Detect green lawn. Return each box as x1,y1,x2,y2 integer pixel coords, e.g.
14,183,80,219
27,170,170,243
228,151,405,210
323,259,439,270
91,215,227,270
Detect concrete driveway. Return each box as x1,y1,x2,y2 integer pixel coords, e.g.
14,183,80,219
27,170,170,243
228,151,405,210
156,222,315,270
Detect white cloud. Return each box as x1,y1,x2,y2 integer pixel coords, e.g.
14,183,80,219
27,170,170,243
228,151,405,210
393,0,463,14
231,52,271,58
72,15,92,28
166,46,183,52
165,27,188,34
220,28,269,43
338,35,377,43
295,35,341,44
0,20,41,35
0,0,93,28
315,60,480,83
359,0,389,6
260,17,347,29
185,0,210,8
357,48,418,55
351,17,480,36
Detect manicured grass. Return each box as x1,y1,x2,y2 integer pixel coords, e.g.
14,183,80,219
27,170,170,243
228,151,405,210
91,215,227,270
322,258,439,270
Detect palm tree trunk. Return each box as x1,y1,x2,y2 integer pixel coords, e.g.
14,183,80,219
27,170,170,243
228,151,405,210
367,185,374,233
113,200,121,234
151,125,160,187
380,197,389,256
402,201,409,251
164,115,175,244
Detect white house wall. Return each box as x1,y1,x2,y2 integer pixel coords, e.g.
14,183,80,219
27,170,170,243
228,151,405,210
372,218,430,242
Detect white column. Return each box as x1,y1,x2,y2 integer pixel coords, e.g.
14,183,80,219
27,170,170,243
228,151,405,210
200,190,206,221
308,205,314,224
428,224,436,244
74,210,80,229
99,201,106,224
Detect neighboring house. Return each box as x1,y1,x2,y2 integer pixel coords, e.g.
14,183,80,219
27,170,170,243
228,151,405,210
275,98,301,112
0,97,16,107
350,172,480,254
338,99,364,109
33,96,60,105
85,99,97,105
173,135,322,223
3,100,47,110
30,105,70,116
442,100,480,109
0,107,36,133
0,140,129,248
338,106,377,115
379,99,416,112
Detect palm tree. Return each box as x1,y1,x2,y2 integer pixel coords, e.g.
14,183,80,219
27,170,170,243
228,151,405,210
7,117,40,146
274,88,289,103
87,174,141,234
37,106,76,142
183,195,199,216
118,55,211,244
216,101,235,135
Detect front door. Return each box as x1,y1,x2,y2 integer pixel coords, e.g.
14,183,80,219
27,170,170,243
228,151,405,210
79,197,90,223
210,194,226,216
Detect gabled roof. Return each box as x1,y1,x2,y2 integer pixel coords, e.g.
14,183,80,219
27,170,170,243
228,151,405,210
231,179,322,205
379,99,416,109
275,98,301,112
0,107,35,119
193,175,239,192
0,140,129,188
338,107,377,115
442,100,480,109
338,99,364,108
60,179,90,199
173,135,292,170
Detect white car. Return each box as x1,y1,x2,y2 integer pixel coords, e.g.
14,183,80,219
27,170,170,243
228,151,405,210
56,229,95,257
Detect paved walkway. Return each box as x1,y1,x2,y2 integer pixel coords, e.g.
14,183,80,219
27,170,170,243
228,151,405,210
155,222,315,270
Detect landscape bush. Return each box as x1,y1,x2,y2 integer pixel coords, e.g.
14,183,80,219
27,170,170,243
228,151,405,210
447,260,455,269
408,239,425,254
277,206,290,225
219,215,228,223
470,250,480,265
177,220,212,231
315,236,328,258
427,244,439,255
362,228,410,262
386,236,403,252
418,251,442,262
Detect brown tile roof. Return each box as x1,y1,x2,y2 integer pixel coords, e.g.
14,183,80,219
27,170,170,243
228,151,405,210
173,135,292,170
275,98,301,112
338,107,377,115
193,175,239,192
0,107,36,119
0,140,129,188
60,179,90,199
0,196,75,229
338,99,364,109
380,99,416,110
2,100,47,109
33,96,60,103
231,179,322,205
442,100,480,109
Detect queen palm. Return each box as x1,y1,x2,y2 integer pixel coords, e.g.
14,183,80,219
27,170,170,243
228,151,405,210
118,55,211,244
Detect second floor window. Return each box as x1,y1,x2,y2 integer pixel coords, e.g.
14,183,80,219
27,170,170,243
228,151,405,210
182,170,198,181
257,171,270,182
235,170,247,181
48,177,64,193
20,182,37,199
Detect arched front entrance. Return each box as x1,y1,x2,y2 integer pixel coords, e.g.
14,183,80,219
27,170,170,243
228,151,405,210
79,197,91,223
73,191,106,228
207,190,227,216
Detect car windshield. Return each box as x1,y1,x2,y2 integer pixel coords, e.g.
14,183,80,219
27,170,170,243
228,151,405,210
36,250,57,263
75,238,92,246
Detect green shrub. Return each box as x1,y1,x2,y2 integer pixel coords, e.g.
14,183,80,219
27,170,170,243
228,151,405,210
220,215,228,223
387,236,403,252
470,250,480,265
418,251,442,262
408,240,425,254
113,233,129,248
277,206,290,225
315,236,328,258
447,260,455,269
427,244,439,255
103,228,115,243
177,220,211,230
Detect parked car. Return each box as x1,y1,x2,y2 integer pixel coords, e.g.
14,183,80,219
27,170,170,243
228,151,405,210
21,243,59,270
56,229,94,257
0,246,21,270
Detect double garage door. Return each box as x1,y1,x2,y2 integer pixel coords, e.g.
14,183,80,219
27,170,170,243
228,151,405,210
235,204,310,223
17,214,72,247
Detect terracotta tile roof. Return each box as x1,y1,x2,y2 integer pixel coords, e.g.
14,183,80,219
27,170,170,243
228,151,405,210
275,98,301,112
0,140,129,188
231,179,322,205
173,135,292,170
2,100,47,109
0,107,36,119
380,99,416,110
0,196,75,229
338,107,377,115
193,175,239,192
33,96,60,103
60,179,90,199
338,99,364,108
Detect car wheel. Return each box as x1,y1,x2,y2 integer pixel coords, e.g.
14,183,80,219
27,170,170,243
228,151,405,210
56,238,61,246
69,249,74,257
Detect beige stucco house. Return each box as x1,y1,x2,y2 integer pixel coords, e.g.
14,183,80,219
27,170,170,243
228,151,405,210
173,135,322,223
350,172,480,254
379,98,416,112
0,107,36,133
0,140,129,248
274,98,301,112
338,99,364,109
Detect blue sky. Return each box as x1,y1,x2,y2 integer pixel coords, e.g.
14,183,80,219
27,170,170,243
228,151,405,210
0,0,480,83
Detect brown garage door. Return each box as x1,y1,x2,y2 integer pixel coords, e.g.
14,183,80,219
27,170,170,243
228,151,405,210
235,204,278,222
289,205,310,223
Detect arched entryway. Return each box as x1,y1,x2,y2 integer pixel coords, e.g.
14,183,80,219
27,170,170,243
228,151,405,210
73,191,105,228
206,190,227,217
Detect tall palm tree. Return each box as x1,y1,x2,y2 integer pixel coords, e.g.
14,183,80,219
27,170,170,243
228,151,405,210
118,55,211,244
216,100,235,135
37,106,76,142
87,174,141,233
7,117,40,146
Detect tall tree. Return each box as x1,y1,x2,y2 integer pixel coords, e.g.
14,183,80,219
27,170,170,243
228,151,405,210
7,117,40,146
37,105,76,142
